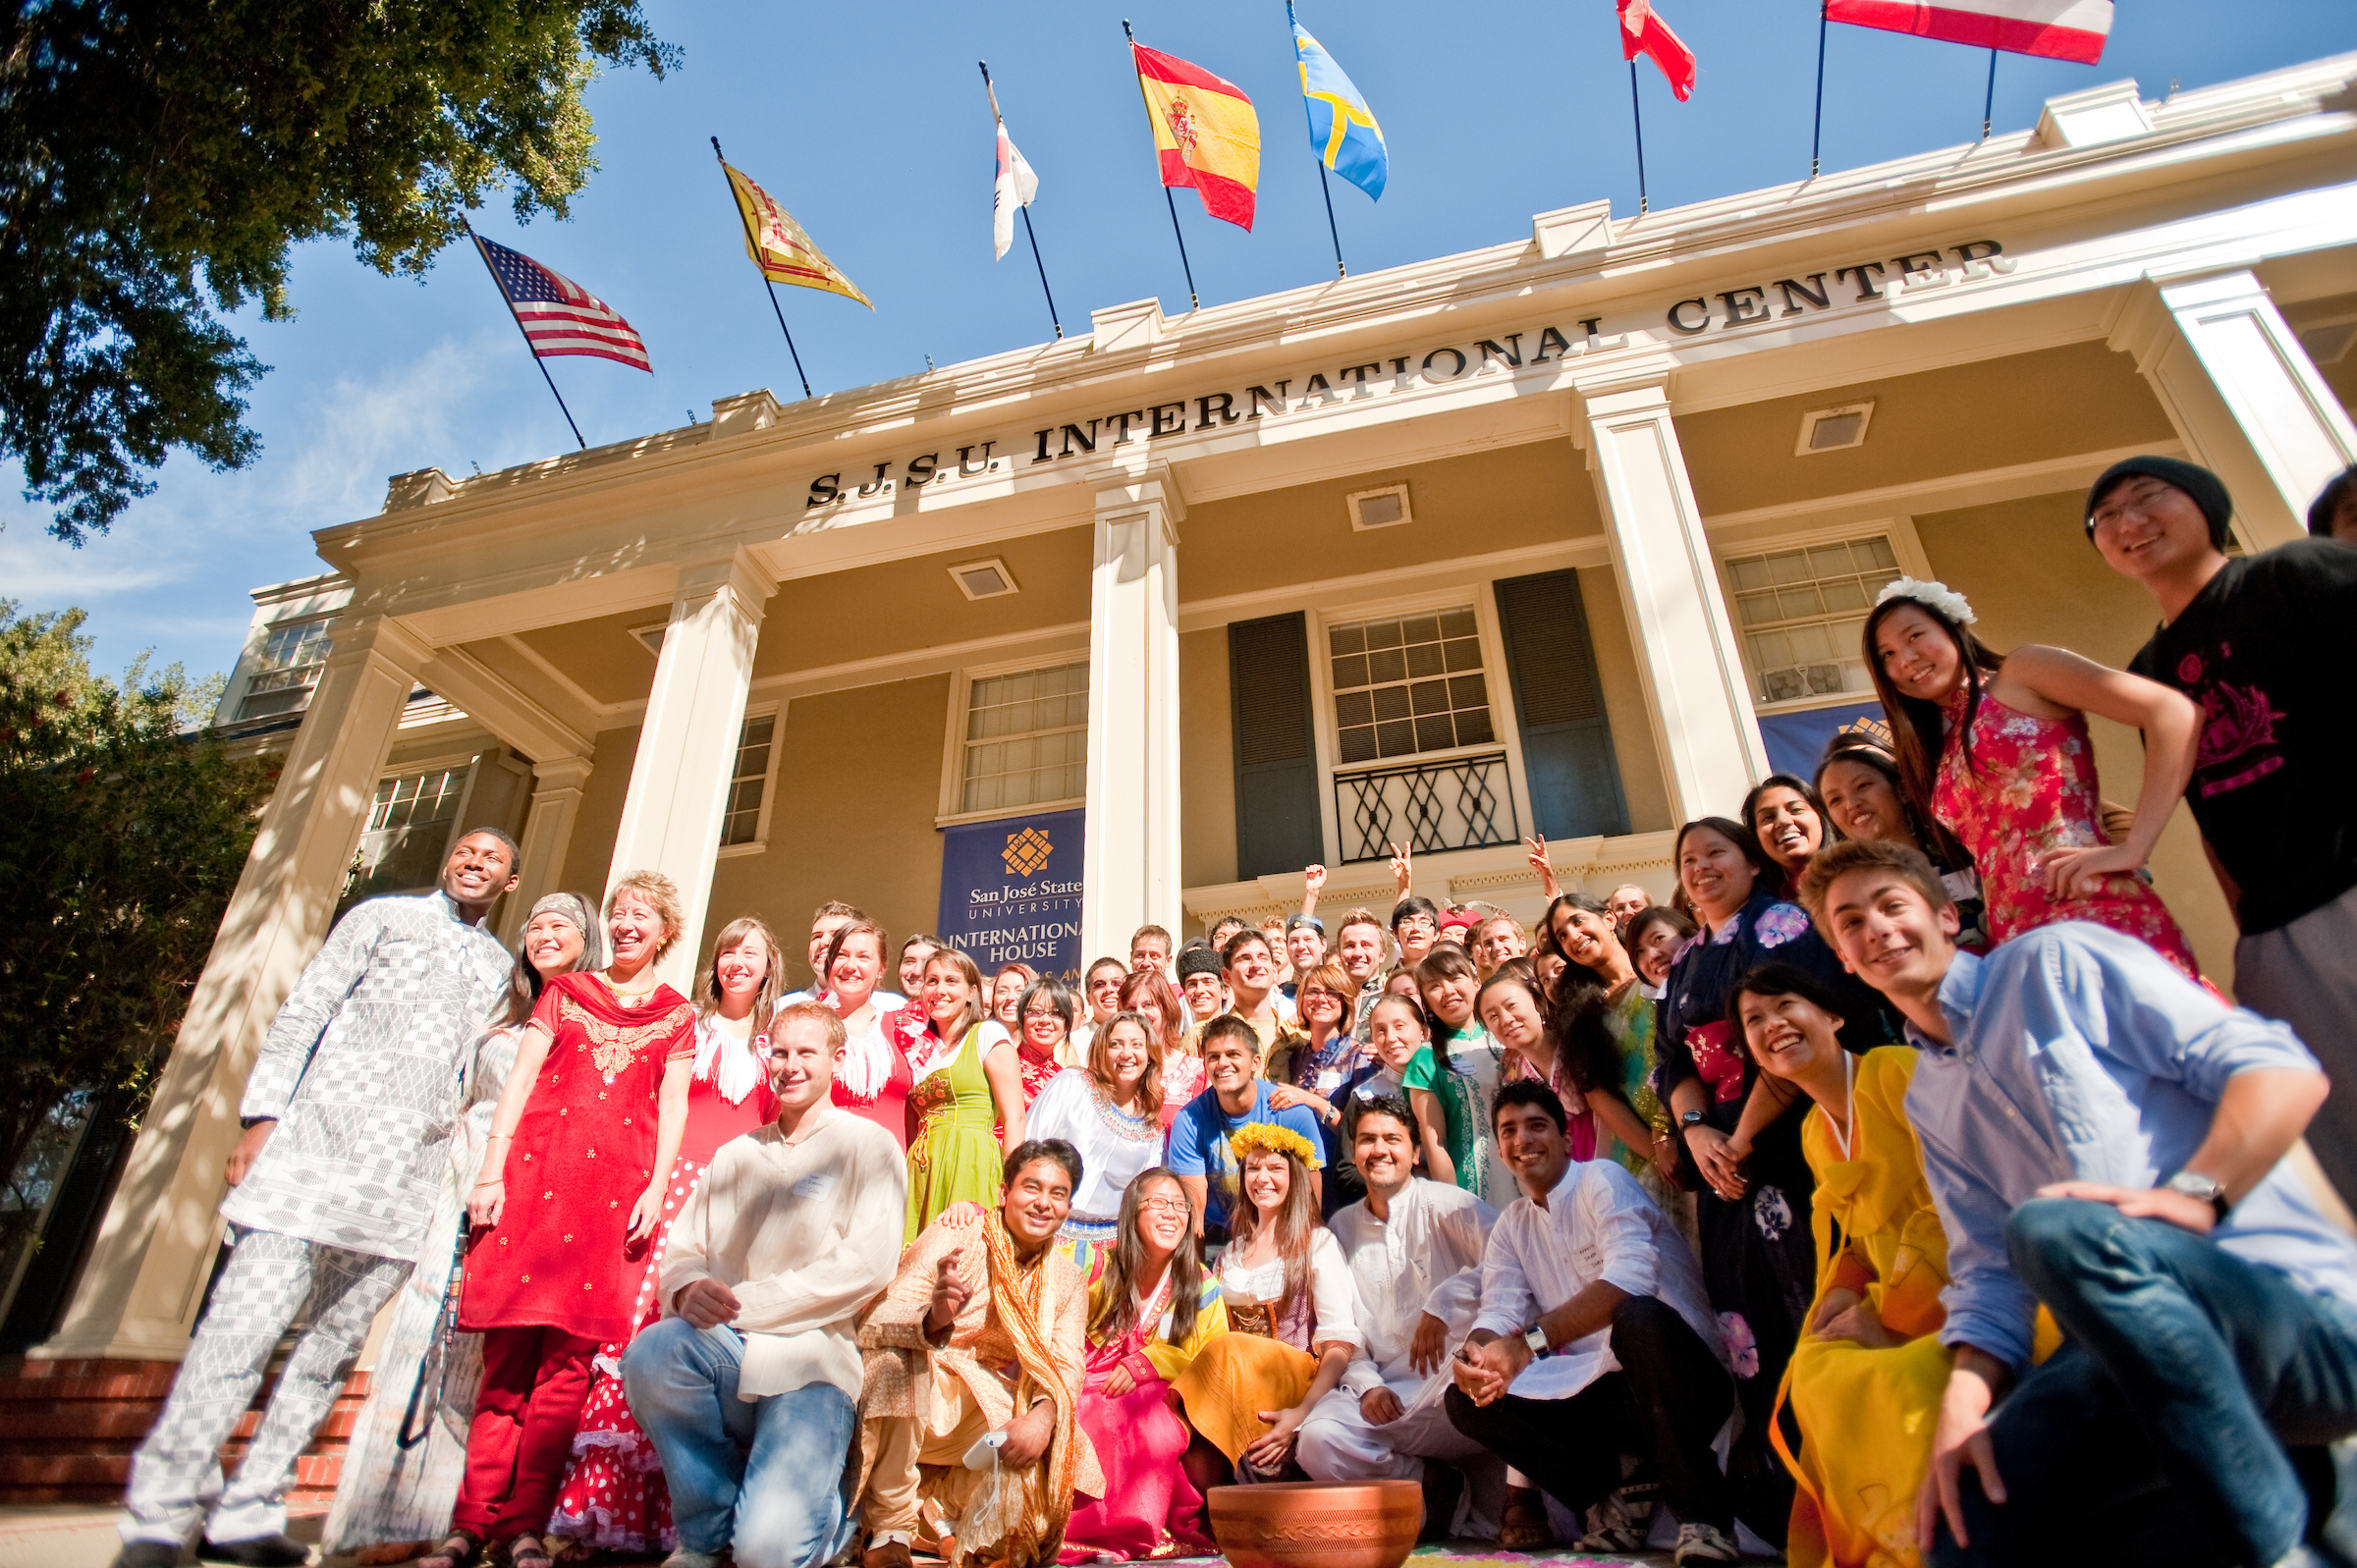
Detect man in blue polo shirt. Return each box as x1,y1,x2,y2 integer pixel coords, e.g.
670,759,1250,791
1801,837,2357,1568
1168,1015,1325,1244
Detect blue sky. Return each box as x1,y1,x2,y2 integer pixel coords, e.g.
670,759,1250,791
7,0,2351,681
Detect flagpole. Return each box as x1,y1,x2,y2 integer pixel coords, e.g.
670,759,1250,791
1288,2,1347,280
1124,19,1201,312
464,217,585,451
711,136,814,400
1810,1,1829,177
1628,60,1650,215
1980,48,1998,140
1314,165,1346,278
981,61,1065,339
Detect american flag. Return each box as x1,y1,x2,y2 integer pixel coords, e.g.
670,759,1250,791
472,233,652,372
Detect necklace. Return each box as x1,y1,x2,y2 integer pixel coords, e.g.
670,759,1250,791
600,969,660,1004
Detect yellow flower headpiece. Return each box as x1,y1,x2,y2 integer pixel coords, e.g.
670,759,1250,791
1228,1121,1318,1166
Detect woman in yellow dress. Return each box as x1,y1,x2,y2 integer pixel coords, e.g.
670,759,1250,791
1732,960,2053,1568
1171,1124,1362,1483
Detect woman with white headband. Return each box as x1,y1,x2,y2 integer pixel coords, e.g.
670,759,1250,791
1860,577,2203,975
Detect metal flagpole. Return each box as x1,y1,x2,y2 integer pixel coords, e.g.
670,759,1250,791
1980,48,1999,140
465,217,584,450
712,136,813,400
980,62,1065,339
1289,2,1346,279
1315,164,1347,279
1628,60,1650,214
1124,19,1201,311
1810,2,1830,177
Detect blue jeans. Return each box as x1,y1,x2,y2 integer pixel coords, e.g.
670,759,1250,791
1930,1197,2357,1568
622,1317,858,1568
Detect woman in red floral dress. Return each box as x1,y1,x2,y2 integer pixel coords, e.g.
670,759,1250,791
545,917,784,1556
438,873,697,1568
1865,578,2205,976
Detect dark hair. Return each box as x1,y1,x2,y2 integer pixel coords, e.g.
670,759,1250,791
1226,1133,1320,1318
1207,916,1247,946
1797,837,1956,929
455,825,521,872
1861,593,2008,834
1740,774,1836,887
1084,955,1129,986
1813,738,1972,869
1014,976,1074,1039
1623,904,1698,959
821,916,892,997
1199,1013,1260,1056
2312,463,2357,538
498,895,600,1026
1345,1091,1423,1152
1390,894,1442,935
1003,1138,1083,1189
1118,967,1186,1058
1543,899,1639,1102
1727,960,1850,1044
1221,927,1274,969
1674,817,1781,911
1411,943,1479,1032
1089,1169,1204,1348
1090,1011,1165,1119
1492,1077,1567,1133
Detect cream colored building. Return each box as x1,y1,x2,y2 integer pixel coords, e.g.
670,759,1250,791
36,55,2357,1363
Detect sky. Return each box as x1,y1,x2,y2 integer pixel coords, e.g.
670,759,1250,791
7,0,2352,682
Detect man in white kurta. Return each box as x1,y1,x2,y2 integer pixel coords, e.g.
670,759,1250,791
625,1003,907,1568
1295,1094,1505,1538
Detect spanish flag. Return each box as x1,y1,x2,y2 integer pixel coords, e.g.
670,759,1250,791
721,160,873,307
1131,41,1260,231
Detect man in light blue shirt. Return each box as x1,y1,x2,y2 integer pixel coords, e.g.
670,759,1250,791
1802,837,2357,1568
1167,1015,1325,1240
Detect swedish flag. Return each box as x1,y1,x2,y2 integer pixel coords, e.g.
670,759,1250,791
1288,4,1386,202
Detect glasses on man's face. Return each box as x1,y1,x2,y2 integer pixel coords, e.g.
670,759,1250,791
1137,1196,1190,1217
2090,480,2178,532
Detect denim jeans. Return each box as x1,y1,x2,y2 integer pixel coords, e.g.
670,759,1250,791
622,1317,858,1568
1929,1197,2357,1568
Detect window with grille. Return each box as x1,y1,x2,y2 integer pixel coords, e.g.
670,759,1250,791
721,713,776,847
1725,535,1902,705
1328,607,1494,765
344,766,470,905
960,662,1088,814
236,620,333,721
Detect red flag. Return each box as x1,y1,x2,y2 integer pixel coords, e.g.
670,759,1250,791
1617,0,1697,101
1825,0,2111,65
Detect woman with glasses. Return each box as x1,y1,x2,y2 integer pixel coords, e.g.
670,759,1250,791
1012,976,1079,1108
1064,1171,1229,1560
1024,1012,1170,1254
1263,961,1379,1217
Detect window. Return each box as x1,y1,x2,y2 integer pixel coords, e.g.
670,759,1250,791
1725,533,1902,705
1328,606,1494,764
721,713,775,847
344,766,470,905
959,661,1088,814
236,619,333,721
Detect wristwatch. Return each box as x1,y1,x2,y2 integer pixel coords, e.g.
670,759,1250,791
1679,1109,1707,1130
1522,1325,1551,1359
2164,1168,2231,1222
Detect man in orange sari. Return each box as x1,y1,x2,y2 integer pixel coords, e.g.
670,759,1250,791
855,1140,1103,1568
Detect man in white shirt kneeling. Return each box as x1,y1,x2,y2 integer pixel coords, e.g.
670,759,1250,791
624,1001,908,1568
1447,1079,1739,1567
1296,1093,1505,1540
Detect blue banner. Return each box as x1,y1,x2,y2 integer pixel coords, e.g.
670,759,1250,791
1756,700,1892,781
937,808,1087,984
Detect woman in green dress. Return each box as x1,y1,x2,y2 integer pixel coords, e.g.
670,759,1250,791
1410,946,1515,1209
897,945,1028,1241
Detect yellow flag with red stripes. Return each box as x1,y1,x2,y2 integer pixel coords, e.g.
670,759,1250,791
1130,41,1261,231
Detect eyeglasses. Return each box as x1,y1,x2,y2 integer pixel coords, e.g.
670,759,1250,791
2089,479,2179,533
1136,1196,1191,1217
1022,1007,1063,1021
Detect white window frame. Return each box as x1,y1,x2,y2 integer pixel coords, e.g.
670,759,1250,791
345,749,481,904
716,701,784,858
1715,515,1936,716
234,615,336,722
1305,583,1535,869
935,649,1092,828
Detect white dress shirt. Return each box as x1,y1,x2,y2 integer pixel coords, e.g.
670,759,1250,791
1473,1159,1723,1401
1330,1179,1496,1397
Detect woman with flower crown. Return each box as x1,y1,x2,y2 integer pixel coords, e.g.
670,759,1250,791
1861,577,2204,975
1171,1124,1362,1485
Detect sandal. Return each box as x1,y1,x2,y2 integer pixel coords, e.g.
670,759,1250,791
418,1531,480,1568
499,1537,555,1568
1498,1487,1556,1550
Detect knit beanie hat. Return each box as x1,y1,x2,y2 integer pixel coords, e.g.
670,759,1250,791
2085,455,2233,550
1177,944,1226,981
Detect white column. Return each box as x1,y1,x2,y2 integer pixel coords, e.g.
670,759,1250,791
1576,372,1768,822
38,615,429,1360
1078,467,1184,961
605,549,771,991
2110,269,2357,549
501,755,596,943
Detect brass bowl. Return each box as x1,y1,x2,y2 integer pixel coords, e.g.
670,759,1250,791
1205,1480,1423,1568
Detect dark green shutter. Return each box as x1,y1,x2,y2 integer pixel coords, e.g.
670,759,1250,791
1494,569,1629,838
1230,612,1323,878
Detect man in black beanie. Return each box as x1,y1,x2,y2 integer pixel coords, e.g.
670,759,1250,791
2088,456,2357,1204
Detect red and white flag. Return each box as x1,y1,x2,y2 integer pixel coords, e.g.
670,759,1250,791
992,118,1040,261
1617,0,1697,101
1825,0,2112,65
472,232,652,371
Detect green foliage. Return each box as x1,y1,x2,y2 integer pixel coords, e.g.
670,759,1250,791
1,0,678,542
0,601,272,1260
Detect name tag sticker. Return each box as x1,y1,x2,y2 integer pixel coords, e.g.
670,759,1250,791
792,1170,836,1201
1317,1070,1343,1092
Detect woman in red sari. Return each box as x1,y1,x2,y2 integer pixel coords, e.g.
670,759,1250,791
546,916,784,1555
438,872,697,1568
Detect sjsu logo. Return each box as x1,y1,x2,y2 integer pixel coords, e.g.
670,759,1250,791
1003,828,1054,878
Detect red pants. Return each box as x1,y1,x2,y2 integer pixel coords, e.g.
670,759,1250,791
452,1325,600,1540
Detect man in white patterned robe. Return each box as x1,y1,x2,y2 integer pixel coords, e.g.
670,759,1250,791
114,830,521,1568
